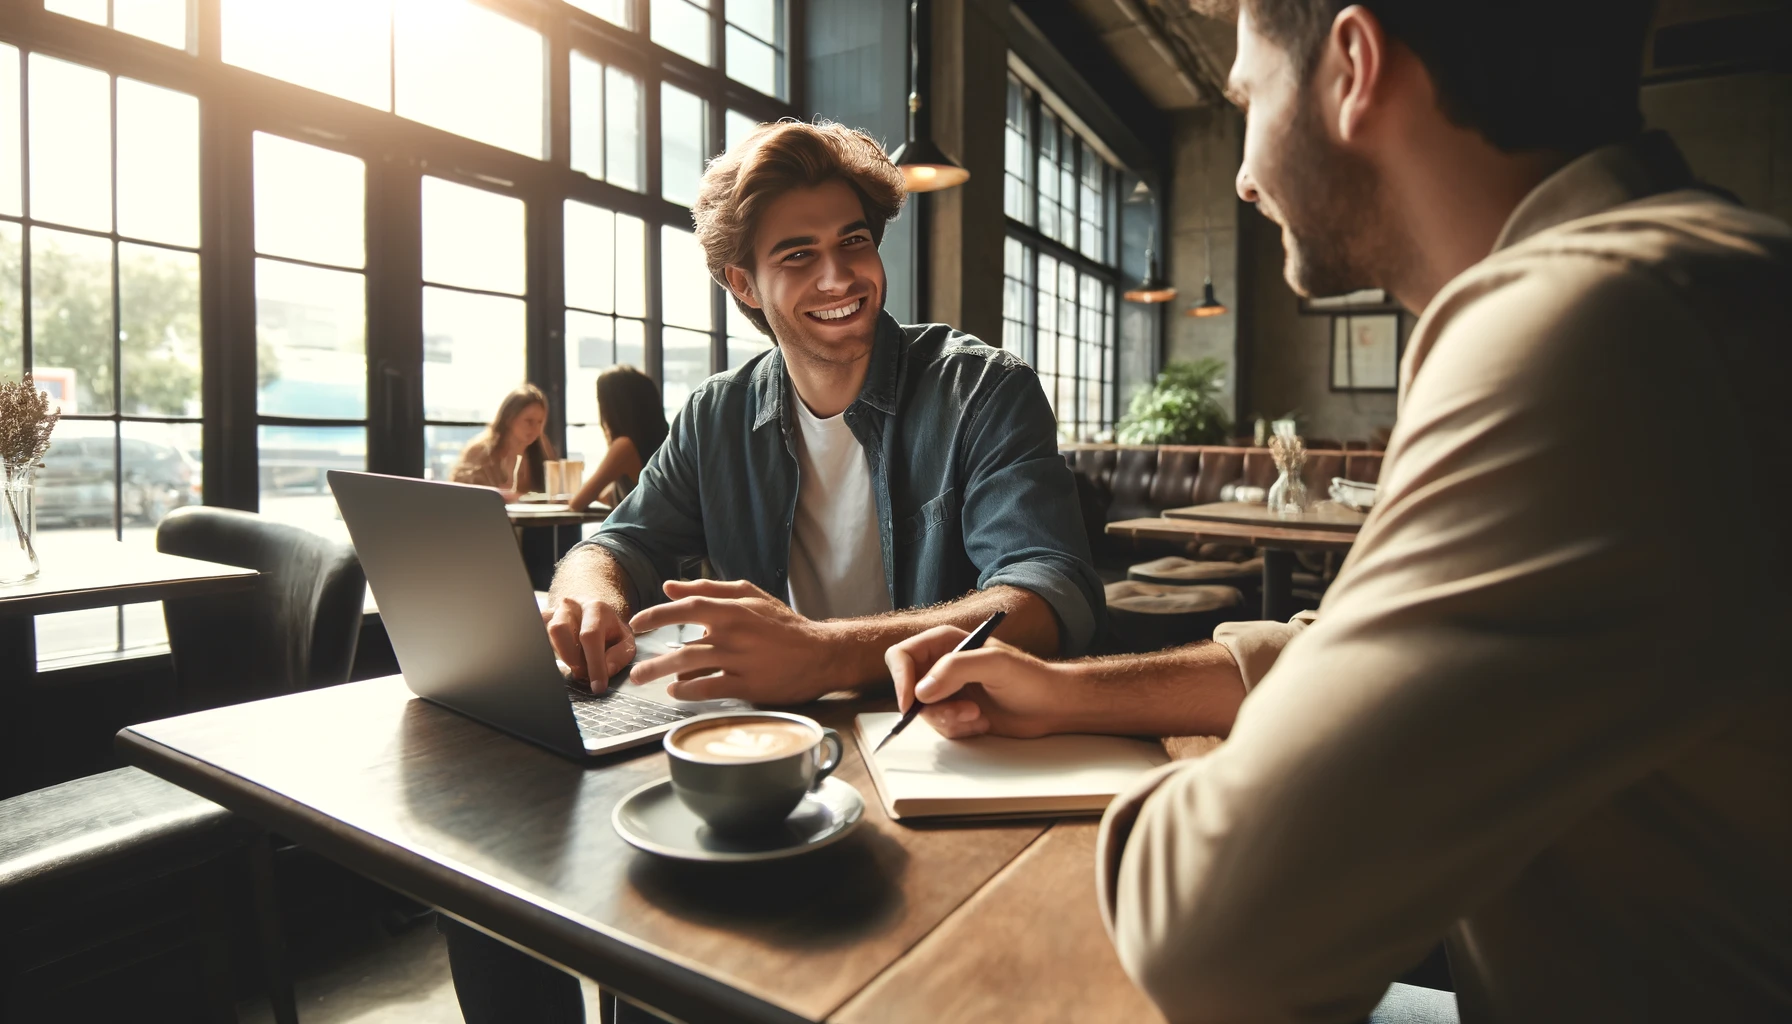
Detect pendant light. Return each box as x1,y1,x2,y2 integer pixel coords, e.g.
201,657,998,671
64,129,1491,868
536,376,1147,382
890,0,969,192
1186,156,1229,318
1188,276,1228,317
1123,182,1175,303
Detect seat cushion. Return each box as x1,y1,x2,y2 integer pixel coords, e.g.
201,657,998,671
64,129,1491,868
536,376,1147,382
1128,556,1264,586
0,767,231,900
1105,581,1243,615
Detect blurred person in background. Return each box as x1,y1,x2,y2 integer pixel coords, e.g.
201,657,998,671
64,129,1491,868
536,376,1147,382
566,366,669,510
452,383,558,502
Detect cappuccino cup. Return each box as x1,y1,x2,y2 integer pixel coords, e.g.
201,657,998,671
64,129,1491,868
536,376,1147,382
664,712,842,834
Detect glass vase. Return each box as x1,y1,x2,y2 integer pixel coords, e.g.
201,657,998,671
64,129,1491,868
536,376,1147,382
1266,467,1309,518
1,469,38,585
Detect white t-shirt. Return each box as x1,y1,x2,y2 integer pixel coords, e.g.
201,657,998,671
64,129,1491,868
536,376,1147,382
786,398,892,621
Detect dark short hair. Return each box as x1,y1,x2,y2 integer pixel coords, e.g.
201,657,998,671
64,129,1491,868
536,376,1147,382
1244,0,1658,154
595,365,669,463
694,119,906,338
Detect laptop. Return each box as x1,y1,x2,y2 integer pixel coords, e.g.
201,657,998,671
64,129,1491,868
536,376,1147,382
328,470,750,760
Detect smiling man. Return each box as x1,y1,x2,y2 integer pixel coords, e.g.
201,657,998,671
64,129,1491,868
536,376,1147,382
443,120,1103,1024
545,119,1101,701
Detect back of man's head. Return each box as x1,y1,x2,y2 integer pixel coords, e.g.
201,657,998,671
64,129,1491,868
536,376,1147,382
694,120,906,337
1243,0,1659,155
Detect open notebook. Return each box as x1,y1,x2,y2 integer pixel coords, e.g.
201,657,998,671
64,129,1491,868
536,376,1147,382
853,713,1170,821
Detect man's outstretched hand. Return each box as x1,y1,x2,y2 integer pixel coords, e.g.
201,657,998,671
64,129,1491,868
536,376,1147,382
626,579,841,705
884,625,1078,739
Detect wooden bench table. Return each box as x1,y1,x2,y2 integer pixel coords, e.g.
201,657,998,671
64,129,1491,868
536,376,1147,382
1109,501,1366,620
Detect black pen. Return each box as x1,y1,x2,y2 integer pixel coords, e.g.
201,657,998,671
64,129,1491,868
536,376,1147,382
874,610,1006,754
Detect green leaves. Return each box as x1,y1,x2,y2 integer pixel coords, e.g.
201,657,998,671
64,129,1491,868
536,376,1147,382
1115,358,1231,446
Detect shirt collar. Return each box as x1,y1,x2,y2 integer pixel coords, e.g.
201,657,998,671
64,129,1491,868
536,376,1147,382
751,310,903,430
1493,131,1696,252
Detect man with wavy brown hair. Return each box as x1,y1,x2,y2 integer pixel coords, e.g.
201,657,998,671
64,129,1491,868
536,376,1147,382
544,119,1100,705
446,119,1102,1024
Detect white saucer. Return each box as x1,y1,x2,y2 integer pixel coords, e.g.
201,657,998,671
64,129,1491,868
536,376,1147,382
612,775,865,863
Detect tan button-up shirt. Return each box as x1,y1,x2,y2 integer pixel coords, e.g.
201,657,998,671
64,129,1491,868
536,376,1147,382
1097,133,1792,1023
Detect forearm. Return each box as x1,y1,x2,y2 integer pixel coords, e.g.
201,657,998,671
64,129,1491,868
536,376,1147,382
568,470,609,511
822,585,1060,689
1048,642,1246,738
547,544,634,618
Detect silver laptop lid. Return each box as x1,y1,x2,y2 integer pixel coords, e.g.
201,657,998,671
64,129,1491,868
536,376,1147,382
328,470,588,758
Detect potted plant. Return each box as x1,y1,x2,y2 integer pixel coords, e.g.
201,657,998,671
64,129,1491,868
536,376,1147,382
1115,358,1232,445
1,374,59,584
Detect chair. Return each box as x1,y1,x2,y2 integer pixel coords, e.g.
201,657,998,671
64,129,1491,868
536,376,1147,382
157,505,366,712
0,768,297,1022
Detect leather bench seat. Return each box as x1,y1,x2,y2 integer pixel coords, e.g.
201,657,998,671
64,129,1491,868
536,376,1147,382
1064,443,1384,587
0,767,252,1020
0,767,231,904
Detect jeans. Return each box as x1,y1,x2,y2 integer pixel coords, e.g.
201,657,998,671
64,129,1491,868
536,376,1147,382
440,916,666,1024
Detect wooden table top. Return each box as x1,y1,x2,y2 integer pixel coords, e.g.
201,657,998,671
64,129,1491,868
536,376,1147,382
1163,500,1366,533
0,548,258,618
118,677,1150,1024
1107,515,1358,553
506,502,610,528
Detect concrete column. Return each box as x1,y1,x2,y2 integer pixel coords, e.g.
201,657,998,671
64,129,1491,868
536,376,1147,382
924,0,1008,344
1165,106,1243,421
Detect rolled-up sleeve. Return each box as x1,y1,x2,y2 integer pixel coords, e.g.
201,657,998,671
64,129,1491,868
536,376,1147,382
961,365,1105,655
1212,611,1316,692
575,393,710,614
1093,265,1773,1022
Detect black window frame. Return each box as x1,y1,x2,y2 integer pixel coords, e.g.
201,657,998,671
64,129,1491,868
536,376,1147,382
4,0,800,664
1003,66,1121,442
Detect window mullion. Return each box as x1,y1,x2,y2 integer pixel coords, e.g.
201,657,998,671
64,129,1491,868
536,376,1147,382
109,71,122,545
530,185,567,455
199,95,257,511
365,154,424,479
18,51,31,375
194,0,221,61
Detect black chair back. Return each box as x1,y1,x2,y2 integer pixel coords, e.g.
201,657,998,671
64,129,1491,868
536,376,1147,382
156,507,365,712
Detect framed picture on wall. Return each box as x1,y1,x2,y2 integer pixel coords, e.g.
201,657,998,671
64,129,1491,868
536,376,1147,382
1331,314,1400,391
1300,288,1401,315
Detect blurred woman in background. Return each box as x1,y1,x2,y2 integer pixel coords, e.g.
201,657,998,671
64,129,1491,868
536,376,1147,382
567,366,668,510
451,383,558,502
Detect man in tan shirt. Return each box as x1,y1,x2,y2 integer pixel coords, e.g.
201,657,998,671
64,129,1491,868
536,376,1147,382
885,2,1791,1021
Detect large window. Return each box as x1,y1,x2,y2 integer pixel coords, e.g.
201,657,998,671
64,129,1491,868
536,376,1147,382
252,133,368,535
1004,69,1121,441
563,200,647,468
3,47,204,663
8,0,797,667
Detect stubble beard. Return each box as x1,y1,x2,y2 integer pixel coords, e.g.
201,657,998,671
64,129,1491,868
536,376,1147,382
763,292,881,372
1269,100,1391,298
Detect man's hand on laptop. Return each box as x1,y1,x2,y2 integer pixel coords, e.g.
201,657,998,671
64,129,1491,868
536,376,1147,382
626,579,838,705
885,625,1072,740
544,596,636,687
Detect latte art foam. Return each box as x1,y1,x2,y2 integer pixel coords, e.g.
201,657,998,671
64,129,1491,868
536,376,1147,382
673,718,815,762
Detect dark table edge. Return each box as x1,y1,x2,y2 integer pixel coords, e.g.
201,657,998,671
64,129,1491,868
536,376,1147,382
115,725,815,1024
1105,521,1355,553
1161,506,1364,533
0,570,259,618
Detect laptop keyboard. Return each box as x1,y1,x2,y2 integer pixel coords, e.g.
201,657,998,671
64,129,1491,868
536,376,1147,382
567,686,694,739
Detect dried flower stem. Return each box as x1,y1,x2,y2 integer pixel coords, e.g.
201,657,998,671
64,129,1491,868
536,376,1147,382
1,374,61,567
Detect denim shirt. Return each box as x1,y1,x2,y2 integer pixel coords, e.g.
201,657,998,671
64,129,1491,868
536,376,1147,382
581,312,1104,655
